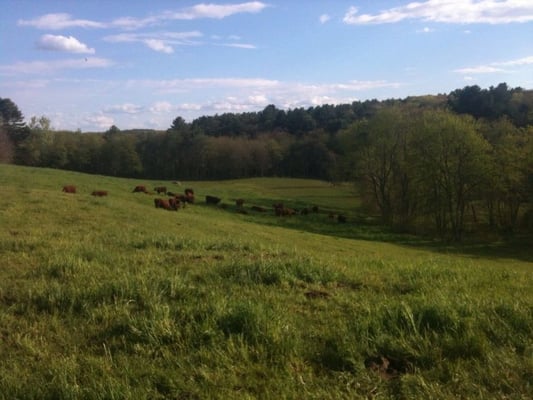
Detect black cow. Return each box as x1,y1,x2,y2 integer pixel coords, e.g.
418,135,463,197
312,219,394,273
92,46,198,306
206,195,221,205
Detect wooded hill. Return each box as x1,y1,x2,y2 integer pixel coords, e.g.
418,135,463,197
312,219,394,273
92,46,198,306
1,82,532,239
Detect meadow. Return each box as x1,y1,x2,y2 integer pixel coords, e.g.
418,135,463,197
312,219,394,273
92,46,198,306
0,164,531,399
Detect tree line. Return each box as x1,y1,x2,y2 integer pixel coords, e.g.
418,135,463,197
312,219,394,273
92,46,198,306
1,82,532,239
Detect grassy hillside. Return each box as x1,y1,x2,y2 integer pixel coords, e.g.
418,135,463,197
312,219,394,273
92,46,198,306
0,164,532,399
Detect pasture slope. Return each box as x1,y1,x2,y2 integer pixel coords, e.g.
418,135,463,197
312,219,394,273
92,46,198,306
0,164,531,399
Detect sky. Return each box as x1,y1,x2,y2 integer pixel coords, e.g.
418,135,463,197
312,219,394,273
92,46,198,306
1,0,532,132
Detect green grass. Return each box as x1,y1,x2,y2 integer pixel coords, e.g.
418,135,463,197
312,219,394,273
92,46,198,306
0,164,532,399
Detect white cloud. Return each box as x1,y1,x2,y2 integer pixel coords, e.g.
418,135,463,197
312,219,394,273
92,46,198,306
496,55,533,66
454,66,505,74
343,0,533,25
170,1,268,20
0,57,114,75
176,103,203,111
248,95,269,105
18,13,105,29
84,114,114,129
454,55,533,74
104,31,202,53
109,2,267,29
417,26,434,33
111,16,160,30
144,39,174,53
221,43,256,49
19,2,268,32
319,14,331,24
104,103,144,114
36,34,95,54
150,101,174,113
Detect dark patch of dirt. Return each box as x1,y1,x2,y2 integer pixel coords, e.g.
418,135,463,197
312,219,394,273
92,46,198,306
364,356,411,380
304,290,330,299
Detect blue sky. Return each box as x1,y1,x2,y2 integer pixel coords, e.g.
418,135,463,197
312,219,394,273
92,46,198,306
1,0,532,132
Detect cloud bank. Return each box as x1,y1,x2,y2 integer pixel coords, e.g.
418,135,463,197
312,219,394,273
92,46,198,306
343,0,533,25
454,55,533,74
18,2,268,30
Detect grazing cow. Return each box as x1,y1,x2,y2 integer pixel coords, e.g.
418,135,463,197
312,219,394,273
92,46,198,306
273,203,295,216
154,198,174,210
91,190,108,197
235,198,244,208
283,207,296,216
62,185,76,194
184,188,195,204
337,214,347,223
175,194,187,202
133,185,147,193
206,195,221,205
168,197,181,210
154,186,167,194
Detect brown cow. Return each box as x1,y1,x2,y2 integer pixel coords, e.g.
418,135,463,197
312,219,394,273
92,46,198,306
184,188,195,204
154,198,172,210
62,185,76,194
168,197,181,210
236,198,244,208
133,185,147,193
91,190,108,197
154,186,167,194
273,203,295,216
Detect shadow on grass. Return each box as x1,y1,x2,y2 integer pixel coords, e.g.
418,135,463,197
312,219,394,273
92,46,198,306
199,201,533,264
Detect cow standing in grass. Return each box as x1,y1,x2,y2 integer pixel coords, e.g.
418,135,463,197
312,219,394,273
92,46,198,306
185,188,195,203
206,195,221,205
62,185,76,193
133,185,147,193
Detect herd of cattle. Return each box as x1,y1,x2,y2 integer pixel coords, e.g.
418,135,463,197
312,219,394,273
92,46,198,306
62,184,348,223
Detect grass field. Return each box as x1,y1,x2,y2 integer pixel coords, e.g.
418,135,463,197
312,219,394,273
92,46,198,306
0,164,532,399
